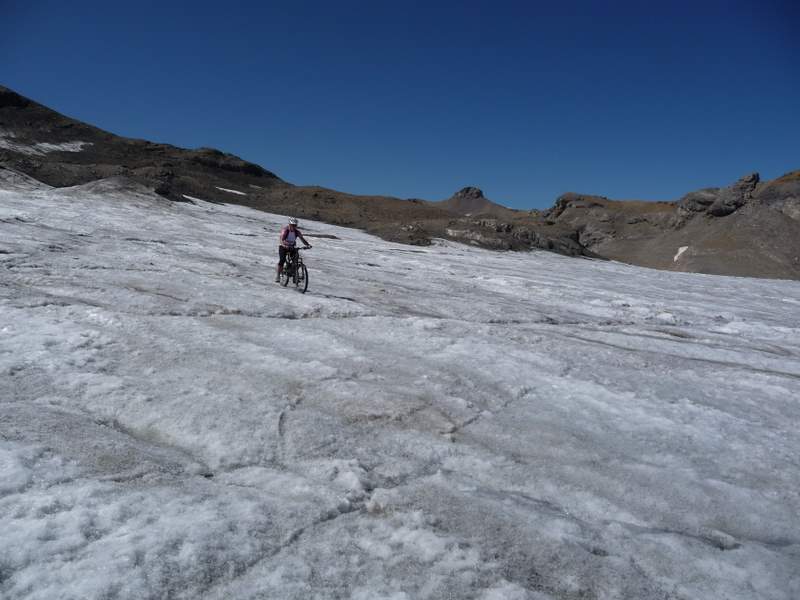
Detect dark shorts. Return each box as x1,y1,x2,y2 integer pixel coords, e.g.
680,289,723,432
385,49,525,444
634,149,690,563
278,246,297,266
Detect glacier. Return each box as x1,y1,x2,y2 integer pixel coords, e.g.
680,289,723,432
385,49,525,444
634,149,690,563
1,170,799,599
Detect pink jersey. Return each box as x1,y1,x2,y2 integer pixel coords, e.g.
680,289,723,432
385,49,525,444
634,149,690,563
280,226,302,247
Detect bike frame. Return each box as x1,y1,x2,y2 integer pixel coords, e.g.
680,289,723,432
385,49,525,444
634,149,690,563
283,247,304,273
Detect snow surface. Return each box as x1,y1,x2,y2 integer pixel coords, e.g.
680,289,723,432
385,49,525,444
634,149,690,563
1,172,799,599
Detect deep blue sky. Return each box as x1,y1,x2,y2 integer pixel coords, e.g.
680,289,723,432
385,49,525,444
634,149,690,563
3,1,798,208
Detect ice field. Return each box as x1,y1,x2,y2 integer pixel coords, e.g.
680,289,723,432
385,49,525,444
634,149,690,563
1,169,799,599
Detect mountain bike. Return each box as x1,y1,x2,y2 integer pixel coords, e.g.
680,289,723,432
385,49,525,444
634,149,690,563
280,246,311,293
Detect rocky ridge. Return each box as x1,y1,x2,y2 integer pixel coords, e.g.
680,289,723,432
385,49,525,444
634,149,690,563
545,172,800,278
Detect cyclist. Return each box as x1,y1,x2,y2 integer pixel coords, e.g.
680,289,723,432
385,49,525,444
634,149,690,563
276,217,311,282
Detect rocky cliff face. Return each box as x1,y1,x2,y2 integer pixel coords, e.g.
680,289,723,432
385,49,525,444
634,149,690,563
672,171,800,224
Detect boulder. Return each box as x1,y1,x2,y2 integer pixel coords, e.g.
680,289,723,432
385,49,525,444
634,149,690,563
546,193,606,220
677,189,719,213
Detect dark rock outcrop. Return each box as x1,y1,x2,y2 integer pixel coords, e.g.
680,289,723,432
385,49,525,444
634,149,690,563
675,173,761,223
545,193,607,221
708,172,759,217
676,189,719,215
0,86,31,109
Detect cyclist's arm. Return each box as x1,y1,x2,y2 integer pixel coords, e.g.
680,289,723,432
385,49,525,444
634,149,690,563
298,232,311,247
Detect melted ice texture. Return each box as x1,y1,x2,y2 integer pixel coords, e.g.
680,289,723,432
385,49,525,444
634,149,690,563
1,172,799,600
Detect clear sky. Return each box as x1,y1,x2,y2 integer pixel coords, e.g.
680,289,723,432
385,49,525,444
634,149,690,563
3,0,798,208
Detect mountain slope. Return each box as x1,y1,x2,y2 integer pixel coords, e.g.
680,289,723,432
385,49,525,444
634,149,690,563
0,85,281,189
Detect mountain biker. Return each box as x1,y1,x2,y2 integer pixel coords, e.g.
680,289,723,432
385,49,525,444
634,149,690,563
276,217,311,282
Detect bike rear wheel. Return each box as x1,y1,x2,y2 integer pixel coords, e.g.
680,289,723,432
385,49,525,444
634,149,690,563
280,265,290,286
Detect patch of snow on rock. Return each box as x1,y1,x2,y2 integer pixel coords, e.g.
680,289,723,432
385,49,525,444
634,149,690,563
215,186,247,195
0,131,92,156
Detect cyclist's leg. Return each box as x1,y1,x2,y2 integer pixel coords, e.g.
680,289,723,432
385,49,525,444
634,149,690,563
276,246,287,281
289,248,299,281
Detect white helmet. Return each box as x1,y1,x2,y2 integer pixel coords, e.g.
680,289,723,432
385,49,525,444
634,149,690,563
288,217,298,226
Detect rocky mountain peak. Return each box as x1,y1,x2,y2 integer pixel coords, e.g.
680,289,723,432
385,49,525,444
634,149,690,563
437,186,509,216
453,186,485,200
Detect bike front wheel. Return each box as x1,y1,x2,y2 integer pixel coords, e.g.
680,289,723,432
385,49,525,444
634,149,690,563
296,264,308,293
